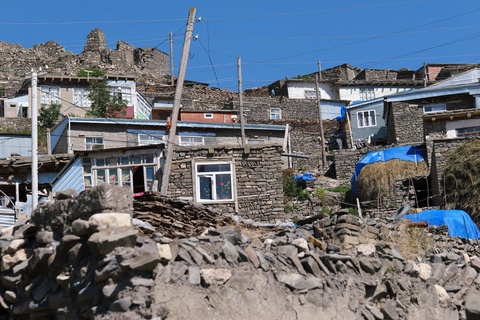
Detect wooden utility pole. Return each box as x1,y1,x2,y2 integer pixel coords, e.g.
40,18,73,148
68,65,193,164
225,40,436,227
160,8,196,196
315,60,327,168
237,57,246,144
170,31,174,86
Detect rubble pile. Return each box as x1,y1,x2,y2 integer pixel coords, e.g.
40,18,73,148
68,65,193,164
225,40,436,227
133,192,234,238
1,185,480,319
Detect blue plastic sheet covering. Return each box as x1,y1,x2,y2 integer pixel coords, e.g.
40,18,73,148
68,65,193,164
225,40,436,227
295,173,314,183
405,210,480,240
351,145,425,194
335,106,347,121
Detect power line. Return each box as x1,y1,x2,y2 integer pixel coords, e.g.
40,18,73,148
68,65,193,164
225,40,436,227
201,24,480,41
0,1,429,26
0,18,187,25
195,38,220,88
206,1,431,20
246,8,480,65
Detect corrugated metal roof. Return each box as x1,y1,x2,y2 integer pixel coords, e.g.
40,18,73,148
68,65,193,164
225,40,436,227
52,156,85,195
385,83,480,102
65,117,286,131
346,97,384,109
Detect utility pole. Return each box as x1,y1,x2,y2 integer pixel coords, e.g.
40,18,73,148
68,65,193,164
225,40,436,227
315,60,327,168
237,57,246,144
31,71,38,210
160,8,196,196
170,31,174,86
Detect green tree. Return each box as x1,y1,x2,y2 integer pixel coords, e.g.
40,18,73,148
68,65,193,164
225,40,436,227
39,103,62,129
86,80,127,118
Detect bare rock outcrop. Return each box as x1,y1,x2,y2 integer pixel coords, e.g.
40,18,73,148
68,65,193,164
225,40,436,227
0,28,170,95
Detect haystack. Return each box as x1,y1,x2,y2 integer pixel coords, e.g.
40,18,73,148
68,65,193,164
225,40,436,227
356,158,429,202
444,139,480,225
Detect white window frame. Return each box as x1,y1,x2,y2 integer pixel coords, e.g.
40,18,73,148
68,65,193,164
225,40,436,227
269,108,282,120
73,88,91,107
423,104,446,114
357,110,377,128
304,90,317,99
138,134,165,146
110,87,133,105
40,86,60,105
85,137,104,150
83,153,158,192
360,87,375,101
194,161,234,203
180,136,205,146
204,113,213,119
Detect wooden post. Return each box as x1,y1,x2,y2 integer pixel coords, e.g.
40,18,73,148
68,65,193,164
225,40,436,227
160,8,196,196
356,198,363,218
170,31,174,86
315,60,327,168
237,57,246,144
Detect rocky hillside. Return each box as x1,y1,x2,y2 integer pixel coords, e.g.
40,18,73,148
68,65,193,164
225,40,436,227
0,29,170,96
1,185,480,319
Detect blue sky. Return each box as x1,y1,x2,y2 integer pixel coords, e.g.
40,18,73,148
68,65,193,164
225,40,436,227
1,0,479,90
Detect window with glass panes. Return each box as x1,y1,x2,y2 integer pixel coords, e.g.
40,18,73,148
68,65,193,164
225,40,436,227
180,136,204,146
138,134,165,146
456,127,480,138
85,137,104,150
74,88,91,107
82,153,157,192
357,110,376,128
195,162,234,202
110,87,132,105
40,86,60,105
269,108,281,119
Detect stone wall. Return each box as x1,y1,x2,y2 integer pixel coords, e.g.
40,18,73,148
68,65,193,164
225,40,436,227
0,117,30,134
167,145,285,222
387,101,424,144
429,138,468,206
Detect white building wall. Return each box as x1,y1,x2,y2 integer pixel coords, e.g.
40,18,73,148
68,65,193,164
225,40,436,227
287,82,339,100
339,86,417,103
446,118,480,138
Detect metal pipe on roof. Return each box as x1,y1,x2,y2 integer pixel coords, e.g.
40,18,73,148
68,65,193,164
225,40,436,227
280,153,309,159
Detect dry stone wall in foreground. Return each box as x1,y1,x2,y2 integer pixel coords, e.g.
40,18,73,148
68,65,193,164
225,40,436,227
1,185,480,319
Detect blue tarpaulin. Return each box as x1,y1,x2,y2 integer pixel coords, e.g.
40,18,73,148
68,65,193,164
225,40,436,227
351,145,425,194
405,210,480,240
335,106,347,122
295,173,314,183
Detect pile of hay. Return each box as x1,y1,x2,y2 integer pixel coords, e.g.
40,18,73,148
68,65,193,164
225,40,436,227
357,158,430,202
444,139,480,225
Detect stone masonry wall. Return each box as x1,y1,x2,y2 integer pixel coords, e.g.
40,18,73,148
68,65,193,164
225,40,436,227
167,145,285,222
387,101,424,144
429,138,468,206
0,118,30,134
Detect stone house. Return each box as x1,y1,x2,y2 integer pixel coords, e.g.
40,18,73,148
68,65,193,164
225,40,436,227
49,117,288,158
16,75,152,119
55,144,284,222
166,144,285,222
266,64,422,104
384,68,480,145
382,68,480,206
